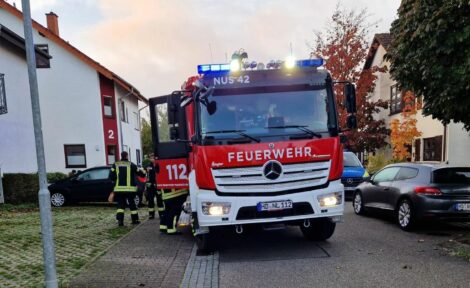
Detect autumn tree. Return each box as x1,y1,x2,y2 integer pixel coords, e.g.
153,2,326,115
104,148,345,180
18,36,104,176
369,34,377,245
313,6,389,153
390,91,422,161
387,0,470,131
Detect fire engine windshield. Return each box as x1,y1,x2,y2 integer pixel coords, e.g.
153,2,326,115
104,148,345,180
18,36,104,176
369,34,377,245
199,86,334,142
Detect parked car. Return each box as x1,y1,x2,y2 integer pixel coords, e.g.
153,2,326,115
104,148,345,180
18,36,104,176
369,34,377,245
341,151,369,200
48,166,142,207
352,163,470,230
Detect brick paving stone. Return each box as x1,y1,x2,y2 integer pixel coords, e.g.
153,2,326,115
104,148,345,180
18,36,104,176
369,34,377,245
70,219,193,288
181,245,220,288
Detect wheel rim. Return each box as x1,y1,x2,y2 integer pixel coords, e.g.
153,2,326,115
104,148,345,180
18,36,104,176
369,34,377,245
354,193,362,213
398,202,411,227
134,195,140,206
51,193,65,206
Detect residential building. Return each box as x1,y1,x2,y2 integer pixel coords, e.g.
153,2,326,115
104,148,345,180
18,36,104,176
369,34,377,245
364,33,470,166
0,1,148,174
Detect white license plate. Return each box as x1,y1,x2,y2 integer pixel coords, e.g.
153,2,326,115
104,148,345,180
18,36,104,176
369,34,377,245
257,200,293,212
456,203,470,211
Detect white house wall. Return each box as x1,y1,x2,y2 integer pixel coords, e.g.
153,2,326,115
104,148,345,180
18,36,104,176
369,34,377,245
447,123,470,166
0,45,37,173
115,86,142,165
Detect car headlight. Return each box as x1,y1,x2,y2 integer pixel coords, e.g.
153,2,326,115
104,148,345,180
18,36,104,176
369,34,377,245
201,202,231,216
317,192,342,207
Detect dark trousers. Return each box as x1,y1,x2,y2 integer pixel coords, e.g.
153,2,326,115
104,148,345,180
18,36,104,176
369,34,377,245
161,194,187,234
115,192,139,223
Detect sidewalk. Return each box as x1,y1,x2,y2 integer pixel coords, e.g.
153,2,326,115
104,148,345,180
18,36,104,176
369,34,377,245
70,218,194,288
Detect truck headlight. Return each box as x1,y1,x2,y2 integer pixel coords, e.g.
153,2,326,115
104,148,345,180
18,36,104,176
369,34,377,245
202,202,231,216
317,192,342,207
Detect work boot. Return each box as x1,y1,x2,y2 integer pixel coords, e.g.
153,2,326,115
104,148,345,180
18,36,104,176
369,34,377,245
149,211,155,219
118,220,124,227
132,220,141,225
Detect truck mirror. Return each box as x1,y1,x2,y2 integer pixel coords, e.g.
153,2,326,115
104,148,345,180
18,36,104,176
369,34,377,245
170,126,179,140
207,101,217,115
180,96,193,108
344,83,357,113
347,114,357,129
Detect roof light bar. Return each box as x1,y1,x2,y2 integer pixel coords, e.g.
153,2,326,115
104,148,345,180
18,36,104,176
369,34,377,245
197,58,324,74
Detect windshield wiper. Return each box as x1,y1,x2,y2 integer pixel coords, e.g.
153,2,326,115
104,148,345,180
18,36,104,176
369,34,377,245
204,129,261,143
267,125,322,139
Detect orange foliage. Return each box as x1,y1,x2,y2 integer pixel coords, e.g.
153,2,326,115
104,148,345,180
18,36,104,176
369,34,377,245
390,91,422,161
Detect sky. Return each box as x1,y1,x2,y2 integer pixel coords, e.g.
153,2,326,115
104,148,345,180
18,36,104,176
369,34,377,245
21,0,402,99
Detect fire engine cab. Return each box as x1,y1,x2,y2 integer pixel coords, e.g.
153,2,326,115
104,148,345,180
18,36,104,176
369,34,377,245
149,56,357,251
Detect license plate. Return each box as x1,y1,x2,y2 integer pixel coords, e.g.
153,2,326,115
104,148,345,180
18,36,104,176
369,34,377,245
455,203,470,211
257,200,293,212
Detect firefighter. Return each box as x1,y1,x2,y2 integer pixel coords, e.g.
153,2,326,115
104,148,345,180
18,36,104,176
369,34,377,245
145,154,163,219
110,151,144,226
160,188,188,235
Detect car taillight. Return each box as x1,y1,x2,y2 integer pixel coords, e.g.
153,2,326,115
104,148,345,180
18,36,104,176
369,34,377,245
414,186,442,195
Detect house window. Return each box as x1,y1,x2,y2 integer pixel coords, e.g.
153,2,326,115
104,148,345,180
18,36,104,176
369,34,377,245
134,112,140,130
0,74,7,115
64,144,86,168
103,96,114,117
35,44,51,68
423,136,442,162
107,145,116,164
120,101,127,122
136,149,141,166
390,84,402,115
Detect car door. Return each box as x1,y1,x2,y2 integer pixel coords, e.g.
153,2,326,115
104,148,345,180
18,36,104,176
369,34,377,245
363,167,400,209
73,168,113,201
388,167,420,209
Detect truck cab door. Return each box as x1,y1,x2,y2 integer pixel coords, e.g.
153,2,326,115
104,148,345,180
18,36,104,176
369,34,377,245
149,93,190,190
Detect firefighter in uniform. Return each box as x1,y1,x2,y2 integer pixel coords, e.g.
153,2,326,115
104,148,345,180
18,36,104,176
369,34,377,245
160,188,188,234
110,151,144,226
145,154,164,219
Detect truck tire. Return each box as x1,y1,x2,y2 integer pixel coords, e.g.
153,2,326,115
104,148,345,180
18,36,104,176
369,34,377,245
195,233,213,253
300,218,336,241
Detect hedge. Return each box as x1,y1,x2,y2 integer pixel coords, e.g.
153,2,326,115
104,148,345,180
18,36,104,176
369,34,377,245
1,172,68,204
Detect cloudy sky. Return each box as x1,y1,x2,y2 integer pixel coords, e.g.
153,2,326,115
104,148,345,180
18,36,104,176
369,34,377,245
25,0,401,98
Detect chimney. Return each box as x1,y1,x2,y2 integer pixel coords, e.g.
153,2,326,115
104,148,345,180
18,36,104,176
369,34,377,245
46,12,59,36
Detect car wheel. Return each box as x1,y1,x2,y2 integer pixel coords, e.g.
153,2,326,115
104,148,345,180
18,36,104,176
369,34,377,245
397,199,415,231
300,218,336,241
50,192,66,207
353,191,365,215
134,194,141,207
195,233,213,253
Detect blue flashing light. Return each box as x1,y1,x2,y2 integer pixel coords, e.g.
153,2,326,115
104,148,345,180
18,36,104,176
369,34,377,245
197,63,231,74
296,58,324,68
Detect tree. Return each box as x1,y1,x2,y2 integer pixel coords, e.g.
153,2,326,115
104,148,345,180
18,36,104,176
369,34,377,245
141,117,153,157
313,6,389,153
140,107,170,158
387,0,470,131
390,91,422,161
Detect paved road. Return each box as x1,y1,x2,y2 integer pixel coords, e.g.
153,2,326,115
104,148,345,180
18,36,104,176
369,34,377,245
217,204,470,288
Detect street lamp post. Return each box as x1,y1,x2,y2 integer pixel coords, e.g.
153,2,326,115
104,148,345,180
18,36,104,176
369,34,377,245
21,1,58,287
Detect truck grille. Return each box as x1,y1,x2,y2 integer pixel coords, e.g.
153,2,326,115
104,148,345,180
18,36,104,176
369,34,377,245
212,161,330,194
341,177,364,187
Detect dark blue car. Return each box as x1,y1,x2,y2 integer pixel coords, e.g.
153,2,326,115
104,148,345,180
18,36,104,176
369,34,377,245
342,152,369,200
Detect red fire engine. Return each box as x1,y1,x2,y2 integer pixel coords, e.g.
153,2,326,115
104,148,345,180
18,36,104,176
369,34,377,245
149,55,357,251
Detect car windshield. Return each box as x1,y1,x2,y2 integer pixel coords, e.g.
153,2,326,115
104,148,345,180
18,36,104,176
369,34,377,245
433,168,470,184
344,153,362,167
200,87,331,141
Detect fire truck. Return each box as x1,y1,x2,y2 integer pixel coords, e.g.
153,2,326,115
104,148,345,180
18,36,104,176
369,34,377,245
149,55,357,251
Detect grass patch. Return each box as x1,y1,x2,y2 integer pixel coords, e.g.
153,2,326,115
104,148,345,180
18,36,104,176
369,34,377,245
0,205,139,287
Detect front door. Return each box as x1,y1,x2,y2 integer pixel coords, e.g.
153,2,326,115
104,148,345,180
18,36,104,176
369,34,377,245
149,93,190,190
364,167,400,210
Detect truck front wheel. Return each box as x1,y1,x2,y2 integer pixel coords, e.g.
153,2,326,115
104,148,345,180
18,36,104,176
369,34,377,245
300,218,336,241
195,233,213,253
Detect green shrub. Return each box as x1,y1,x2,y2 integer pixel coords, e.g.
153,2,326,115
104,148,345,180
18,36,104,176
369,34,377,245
366,152,399,175
1,172,67,204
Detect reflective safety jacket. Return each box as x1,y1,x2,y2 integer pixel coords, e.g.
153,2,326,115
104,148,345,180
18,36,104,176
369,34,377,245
110,161,143,192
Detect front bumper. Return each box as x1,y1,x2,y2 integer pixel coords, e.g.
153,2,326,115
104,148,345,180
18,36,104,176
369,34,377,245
413,195,470,220
195,180,344,227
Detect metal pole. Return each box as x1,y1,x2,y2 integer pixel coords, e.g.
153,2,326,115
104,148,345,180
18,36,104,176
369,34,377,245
21,1,58,287
0,167,4,204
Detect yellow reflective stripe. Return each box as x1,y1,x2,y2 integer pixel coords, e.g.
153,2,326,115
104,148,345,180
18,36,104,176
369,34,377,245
157,207,165,212
167,216,178,233
162,189,188,200
114,186,138,192
148,208,155,212
131,211,138,215
116,209,125,213
160,225,167,229
127,163,131,187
